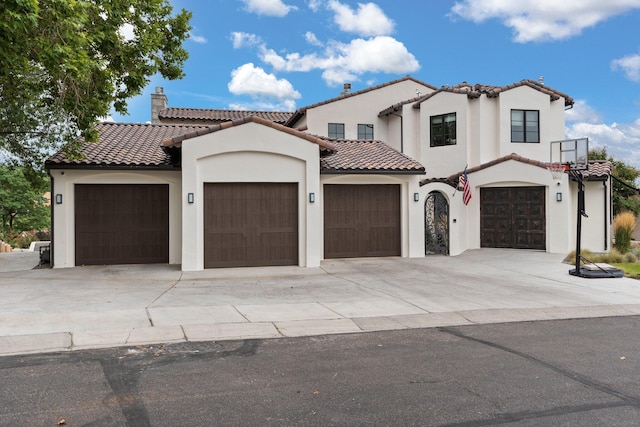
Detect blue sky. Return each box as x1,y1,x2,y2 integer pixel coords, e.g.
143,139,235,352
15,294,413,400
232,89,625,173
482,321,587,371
112,0,640,167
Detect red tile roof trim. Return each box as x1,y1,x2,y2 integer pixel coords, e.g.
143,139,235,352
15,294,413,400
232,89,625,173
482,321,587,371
161,115,337,151
420,153,609,187
380,79,574,117
159,108,294,124
285,75,437,127
320,139,426,174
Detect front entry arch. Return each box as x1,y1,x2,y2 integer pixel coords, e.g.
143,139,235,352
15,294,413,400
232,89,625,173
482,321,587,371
425,191,449,255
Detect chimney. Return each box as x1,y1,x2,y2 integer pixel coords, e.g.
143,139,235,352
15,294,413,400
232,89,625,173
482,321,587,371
151,86,168,124
342,83,351,95
538,76,544,86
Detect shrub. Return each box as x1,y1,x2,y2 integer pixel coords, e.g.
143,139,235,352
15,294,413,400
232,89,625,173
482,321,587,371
613,212,636,254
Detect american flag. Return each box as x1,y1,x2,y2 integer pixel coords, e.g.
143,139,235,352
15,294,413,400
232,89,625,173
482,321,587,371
459,167,472,205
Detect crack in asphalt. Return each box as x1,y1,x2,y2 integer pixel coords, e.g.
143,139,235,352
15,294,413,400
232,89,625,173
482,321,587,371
438,326,640,426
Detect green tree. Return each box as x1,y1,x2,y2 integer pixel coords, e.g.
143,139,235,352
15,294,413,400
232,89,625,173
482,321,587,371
0,165,50,236
589,147,640,215
0,0,192,169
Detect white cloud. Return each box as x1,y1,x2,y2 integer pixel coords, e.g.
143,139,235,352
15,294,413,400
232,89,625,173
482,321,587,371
565,100,601,124
308,0,322,12
450,0,640,43
305,31,323,47
239,0,297,17
189,31,207,44
260,36,420,86
228,63,301,103
327,0,395,37
229,99,297,112
612,53,640,82
567,118,640,168
231,32,263,49
119,23,135,41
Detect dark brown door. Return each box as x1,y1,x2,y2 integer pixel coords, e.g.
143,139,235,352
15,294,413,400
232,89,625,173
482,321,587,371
75,184,169,265
204,183,298,268
480,187,545,250
324,184,401,258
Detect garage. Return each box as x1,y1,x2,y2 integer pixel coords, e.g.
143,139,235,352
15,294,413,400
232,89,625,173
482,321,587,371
75,184,169,265
324,184,401,258
203,183,298,268
480,186,546,250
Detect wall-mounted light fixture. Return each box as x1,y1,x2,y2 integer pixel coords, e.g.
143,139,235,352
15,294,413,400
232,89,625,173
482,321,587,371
556,192,562,202
413,192,420,202
309,192,315,203
55,194,62,204
187,193,194,204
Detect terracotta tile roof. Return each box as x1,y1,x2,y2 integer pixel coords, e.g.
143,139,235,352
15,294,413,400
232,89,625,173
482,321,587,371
285,76,437,127
582,160,612,181
159,108,294,124
380,79,574,117
162,115,336,151
320,139,426,174
45,122,210,169
420,153,610,187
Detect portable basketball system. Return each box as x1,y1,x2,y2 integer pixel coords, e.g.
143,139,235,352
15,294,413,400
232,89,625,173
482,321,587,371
549,139,622,278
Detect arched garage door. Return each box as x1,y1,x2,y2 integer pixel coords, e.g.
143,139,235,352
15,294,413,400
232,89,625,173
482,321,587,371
480,186,545,250
324,184,401,258
75,184,169,265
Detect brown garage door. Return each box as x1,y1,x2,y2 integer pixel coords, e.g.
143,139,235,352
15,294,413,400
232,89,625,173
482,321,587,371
480,186,545,250
204,183,298,268
75,184,169,265
324,184,401,258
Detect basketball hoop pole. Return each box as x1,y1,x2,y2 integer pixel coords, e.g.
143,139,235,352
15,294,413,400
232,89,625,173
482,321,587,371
569,170,588,277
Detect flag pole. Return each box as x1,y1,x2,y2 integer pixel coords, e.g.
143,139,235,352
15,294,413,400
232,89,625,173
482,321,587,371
452,164,468,197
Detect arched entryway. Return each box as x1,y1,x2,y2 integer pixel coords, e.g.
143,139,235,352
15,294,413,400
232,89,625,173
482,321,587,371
425,191,449,255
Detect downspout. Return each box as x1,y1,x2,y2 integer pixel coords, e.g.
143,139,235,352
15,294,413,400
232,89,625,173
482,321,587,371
391,112,403,153
47,169,54,267
603,180,608,250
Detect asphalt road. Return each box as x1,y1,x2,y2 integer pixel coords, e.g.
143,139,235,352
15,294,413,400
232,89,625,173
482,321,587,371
2,316,640,426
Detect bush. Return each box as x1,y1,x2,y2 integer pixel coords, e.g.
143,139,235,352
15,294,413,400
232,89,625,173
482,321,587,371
613,212,636,253
563,248,637,265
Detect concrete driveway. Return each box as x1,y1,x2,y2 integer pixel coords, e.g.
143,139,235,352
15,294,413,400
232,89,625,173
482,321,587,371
1,249,639,356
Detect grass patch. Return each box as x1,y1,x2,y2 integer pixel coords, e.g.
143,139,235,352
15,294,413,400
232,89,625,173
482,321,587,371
611,263,640,279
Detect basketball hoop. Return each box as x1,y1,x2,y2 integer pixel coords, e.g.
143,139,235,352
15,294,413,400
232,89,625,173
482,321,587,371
547,164,569,180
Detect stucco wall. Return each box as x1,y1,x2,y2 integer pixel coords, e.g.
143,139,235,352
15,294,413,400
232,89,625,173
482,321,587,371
49,169,182,268
180,122,321,271
419,160,575,257
305,80,434,142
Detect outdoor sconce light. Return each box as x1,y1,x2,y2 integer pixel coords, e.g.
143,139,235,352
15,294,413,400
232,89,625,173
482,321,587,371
55,194,62,204
556,192,562,202
187,193,194,204
309,192,315,203
414,192,420,202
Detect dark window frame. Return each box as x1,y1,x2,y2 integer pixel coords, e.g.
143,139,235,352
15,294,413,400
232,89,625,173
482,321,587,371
328,123,345,139
357,123,374,140
511,109,539,143
430,113,457,147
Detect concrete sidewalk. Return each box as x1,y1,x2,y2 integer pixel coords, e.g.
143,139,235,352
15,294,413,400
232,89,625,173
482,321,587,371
1,249,639,356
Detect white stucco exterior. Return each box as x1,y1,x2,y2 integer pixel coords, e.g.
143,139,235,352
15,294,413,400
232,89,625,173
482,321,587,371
48,76,612,270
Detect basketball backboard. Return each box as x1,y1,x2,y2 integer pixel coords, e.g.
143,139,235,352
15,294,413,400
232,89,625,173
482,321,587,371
550,138,589,171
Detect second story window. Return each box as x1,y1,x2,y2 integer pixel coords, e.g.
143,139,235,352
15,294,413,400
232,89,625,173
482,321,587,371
430,113,456,147
357,124,374,139
511,110,539,143
328,123,344,139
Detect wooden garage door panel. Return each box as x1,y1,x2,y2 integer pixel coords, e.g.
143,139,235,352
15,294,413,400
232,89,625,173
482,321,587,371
324,184,400,259
481,187,545,250
75,184,169,265
204,183,298,268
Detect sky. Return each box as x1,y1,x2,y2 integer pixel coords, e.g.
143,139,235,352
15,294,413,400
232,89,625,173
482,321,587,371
112,0,640,167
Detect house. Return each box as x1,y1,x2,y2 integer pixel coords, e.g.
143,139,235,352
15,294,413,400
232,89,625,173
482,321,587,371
45,76,612,270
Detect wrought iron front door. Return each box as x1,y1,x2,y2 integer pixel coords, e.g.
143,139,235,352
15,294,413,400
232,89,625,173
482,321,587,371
425,191,449,255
